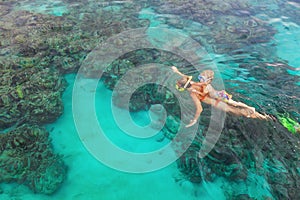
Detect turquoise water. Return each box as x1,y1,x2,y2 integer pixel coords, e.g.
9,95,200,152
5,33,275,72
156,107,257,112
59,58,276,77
0,0,300,199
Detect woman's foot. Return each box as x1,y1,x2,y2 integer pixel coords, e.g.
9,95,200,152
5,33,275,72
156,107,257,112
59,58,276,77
246,107,256,117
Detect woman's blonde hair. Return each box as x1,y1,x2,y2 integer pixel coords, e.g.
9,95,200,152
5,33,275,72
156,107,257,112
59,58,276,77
200,70,214,84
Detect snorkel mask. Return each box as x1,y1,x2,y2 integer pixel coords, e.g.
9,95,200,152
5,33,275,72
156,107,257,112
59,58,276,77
198,75,212,83
175,76,192,92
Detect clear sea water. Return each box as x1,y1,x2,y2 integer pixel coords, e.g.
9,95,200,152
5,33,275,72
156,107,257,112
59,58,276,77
1,0,300,200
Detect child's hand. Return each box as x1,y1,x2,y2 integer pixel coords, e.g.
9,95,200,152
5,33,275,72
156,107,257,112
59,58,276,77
171,66,178,73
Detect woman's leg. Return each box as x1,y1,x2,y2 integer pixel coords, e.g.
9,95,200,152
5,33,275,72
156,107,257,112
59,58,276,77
202,97,269,120
227,99,256,113
202,97,238,113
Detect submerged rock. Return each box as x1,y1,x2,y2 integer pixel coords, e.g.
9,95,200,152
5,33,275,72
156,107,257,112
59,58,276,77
0,124,67,194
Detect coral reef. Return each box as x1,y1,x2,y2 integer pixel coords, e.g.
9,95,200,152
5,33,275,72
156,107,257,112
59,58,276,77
0,124,66,194
109,63,179,112
0,67,66,130
170,112,300,199
238,62,300,121
0,0,150,130
0,0,149,195
0,1,147,73
141,0,277,56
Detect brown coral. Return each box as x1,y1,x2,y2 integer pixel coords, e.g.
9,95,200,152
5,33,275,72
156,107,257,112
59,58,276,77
0,124,66,194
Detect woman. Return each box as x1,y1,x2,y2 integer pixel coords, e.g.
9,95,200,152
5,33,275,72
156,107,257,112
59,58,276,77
171,66,271,127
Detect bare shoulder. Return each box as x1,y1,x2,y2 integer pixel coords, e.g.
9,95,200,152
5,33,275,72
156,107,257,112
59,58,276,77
205,84,217,92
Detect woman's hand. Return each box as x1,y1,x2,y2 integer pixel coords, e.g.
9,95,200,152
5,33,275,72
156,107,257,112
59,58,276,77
171,66,178,73
185,119,197,127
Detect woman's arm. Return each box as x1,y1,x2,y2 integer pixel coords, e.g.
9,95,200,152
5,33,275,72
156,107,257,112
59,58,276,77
192,82,207,86
186,93,203,127
171,66,187,77
205,84,219,99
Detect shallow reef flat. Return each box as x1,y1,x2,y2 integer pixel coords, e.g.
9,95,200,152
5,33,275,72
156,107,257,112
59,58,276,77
0,0,299,199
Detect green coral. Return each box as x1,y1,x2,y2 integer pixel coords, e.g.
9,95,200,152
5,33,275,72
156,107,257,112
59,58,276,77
277,113,300,134
16,85,24,99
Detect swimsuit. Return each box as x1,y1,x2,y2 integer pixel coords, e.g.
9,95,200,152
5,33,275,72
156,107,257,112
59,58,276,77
214,90,232,106
216,90,232,103
191,85,208,101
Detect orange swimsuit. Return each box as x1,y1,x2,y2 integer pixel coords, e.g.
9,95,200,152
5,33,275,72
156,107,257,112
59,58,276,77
192,85,208,101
